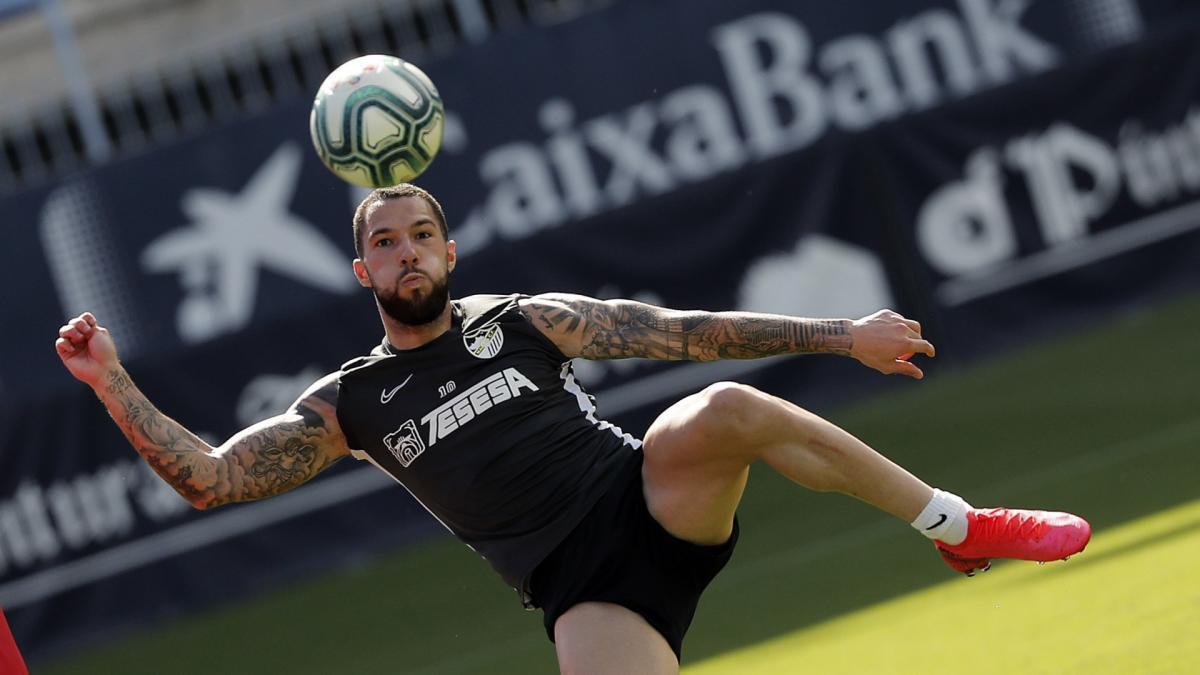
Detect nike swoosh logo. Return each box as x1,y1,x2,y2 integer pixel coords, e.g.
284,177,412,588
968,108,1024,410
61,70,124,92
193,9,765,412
380,373,413,404
924,513,948,531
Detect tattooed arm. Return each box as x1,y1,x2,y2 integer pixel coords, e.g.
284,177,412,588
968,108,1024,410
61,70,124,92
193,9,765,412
55,313,350,509
519,294,936,378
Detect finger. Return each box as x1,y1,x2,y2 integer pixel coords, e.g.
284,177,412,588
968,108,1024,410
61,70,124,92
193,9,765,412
80,312,97,327
907,338,936,357
59,326,85,343
898,352,914,361
891,360,925,379
901,318,921,334
71,317,93,334
55,337,78,356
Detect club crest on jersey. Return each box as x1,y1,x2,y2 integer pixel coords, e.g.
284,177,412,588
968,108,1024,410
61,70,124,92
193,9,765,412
463,323,504,359
383,419,426,467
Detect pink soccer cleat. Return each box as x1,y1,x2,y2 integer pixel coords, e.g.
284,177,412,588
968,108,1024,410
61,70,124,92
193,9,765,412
935,507,1092,577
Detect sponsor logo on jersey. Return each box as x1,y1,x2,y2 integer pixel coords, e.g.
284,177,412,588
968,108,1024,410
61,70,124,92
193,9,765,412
420,367,538,446
463,323,504,359
383,419,426,467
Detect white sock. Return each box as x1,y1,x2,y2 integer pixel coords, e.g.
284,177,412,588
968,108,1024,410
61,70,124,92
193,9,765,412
911,489,971,545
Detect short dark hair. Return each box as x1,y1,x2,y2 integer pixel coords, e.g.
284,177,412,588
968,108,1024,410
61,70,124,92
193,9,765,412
352,184,449,257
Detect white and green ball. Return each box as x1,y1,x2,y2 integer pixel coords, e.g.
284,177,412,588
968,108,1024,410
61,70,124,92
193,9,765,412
309,54,444,188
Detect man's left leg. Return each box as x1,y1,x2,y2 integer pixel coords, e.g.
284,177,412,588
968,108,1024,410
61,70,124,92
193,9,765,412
641,382,1090,572
553,602,679,675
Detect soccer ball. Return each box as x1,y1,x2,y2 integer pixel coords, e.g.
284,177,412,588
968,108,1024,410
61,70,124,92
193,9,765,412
309,54,445,188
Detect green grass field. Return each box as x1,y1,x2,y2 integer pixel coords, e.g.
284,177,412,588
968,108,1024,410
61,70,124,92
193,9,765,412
40,294,1200,674
687,498,1200,674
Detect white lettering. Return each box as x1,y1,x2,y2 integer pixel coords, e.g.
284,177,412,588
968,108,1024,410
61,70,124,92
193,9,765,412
468,385,493,415
486,376,512,404
820,35,903,130
917,149,1016,276
959,0,1059,84
660,86,746,182
421,369,539,446
463,5,1062,249
480,144,562,237
887,10,980,107
712,12,826,159
1007,125,1120,246
541,99,603,217
503,368,539,395
586,103,676,205
0,460,185,574
920,112,1200,283
451,396,476,426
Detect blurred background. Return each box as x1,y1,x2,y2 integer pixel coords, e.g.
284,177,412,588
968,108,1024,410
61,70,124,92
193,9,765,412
1,0,1198,672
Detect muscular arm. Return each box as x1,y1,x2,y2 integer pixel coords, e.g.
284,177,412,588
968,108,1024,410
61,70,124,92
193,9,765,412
520,293,852,361
519,293,935,377
97,368,350,509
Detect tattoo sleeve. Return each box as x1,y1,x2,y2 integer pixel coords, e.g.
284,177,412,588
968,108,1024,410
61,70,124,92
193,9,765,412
96,368,347,509
523,295,853,361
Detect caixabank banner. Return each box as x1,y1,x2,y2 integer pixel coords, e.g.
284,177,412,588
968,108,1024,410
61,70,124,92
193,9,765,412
1,0,1198,660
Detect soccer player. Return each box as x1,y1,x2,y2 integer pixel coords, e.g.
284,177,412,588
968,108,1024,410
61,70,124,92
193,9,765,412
55,184,1090,674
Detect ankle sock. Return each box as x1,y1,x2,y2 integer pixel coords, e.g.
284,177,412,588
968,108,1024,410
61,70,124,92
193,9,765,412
911,489,971,545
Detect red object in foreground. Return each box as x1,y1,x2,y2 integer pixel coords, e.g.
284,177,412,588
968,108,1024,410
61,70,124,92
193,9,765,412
935,507,1092,576
0,608,28,675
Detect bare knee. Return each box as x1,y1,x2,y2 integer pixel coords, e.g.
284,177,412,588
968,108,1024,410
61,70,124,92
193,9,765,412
643,382,773,467
685,381,765,437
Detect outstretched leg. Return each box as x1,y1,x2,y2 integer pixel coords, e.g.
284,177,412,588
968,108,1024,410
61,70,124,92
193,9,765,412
641,382,1089,574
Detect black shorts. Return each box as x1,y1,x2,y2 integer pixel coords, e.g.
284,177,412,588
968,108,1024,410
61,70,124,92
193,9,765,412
528,449,739,661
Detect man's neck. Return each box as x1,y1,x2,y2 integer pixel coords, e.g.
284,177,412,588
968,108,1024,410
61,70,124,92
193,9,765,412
380,302,455,351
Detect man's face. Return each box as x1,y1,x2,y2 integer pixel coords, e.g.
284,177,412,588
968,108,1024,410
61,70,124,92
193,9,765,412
352,197,456,326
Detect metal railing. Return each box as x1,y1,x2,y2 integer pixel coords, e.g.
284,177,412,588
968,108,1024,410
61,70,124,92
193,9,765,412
0,0,614,196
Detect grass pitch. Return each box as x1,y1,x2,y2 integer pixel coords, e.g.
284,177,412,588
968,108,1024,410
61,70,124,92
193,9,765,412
38,294,1200,674
686,497,1200,674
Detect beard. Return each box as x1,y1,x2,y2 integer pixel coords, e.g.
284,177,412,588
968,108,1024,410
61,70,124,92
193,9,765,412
373,269,450,326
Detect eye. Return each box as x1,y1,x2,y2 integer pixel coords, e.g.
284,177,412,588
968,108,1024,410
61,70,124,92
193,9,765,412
416,231,433,240
374,237,392,248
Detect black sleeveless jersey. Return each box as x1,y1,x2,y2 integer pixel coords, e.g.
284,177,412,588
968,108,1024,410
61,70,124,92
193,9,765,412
336,294,641,590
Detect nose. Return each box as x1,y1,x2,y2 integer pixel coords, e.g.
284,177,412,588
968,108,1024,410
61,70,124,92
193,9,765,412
395,236,419,265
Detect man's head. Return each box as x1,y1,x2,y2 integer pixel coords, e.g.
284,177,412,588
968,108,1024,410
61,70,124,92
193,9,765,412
351,185,456,327
352,184,448,257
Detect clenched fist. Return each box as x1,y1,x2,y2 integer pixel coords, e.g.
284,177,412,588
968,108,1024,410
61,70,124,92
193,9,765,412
55,312,120,388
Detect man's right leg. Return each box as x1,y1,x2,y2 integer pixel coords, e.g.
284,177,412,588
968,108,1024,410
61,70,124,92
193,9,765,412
641,382,1091,576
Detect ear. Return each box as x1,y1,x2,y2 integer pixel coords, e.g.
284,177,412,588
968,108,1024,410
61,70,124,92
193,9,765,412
446,240,457,273
352,259,373,288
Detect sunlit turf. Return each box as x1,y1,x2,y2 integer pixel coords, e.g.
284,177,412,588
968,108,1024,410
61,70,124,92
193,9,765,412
686,498,1200,674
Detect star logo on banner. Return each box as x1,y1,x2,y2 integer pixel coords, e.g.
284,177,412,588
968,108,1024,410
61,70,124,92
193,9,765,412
141,143,356,343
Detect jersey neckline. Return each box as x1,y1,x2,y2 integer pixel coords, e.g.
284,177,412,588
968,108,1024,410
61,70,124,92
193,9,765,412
379,301,464,355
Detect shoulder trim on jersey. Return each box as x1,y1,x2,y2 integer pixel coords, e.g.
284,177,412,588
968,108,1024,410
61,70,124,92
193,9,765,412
456,293,522,332
338,352,392,376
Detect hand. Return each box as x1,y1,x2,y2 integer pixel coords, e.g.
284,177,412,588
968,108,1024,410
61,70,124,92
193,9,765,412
55,312,120,388
849,309,935,379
